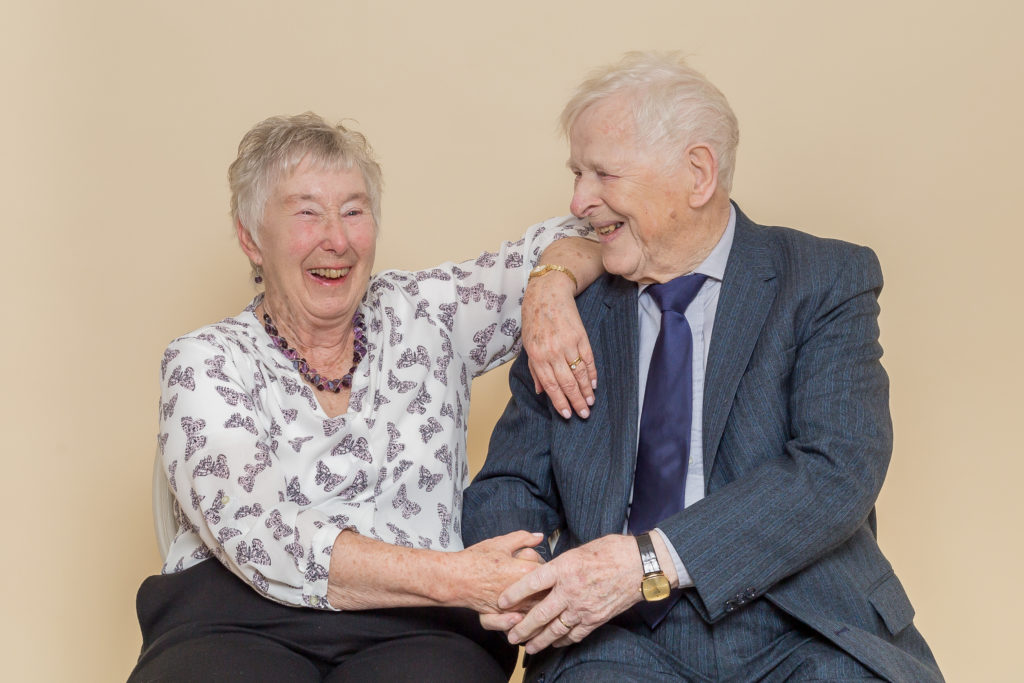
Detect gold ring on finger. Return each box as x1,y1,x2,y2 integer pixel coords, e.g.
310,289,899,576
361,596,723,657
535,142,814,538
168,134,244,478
557,614,572,630
568,355,583,371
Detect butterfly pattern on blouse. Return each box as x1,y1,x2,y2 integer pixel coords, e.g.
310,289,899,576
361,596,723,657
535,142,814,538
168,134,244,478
387,522,413,548
225,412,258,435
414,299,430,321
406,386,431,415
419,417,443,444
384,306,403,346
397,345,430,369
392,459,413,481
474,251,497,268
236,538,272,566
414,267,452,282
161,394,178,419
332,434,372,463
392,484,421,520
433,335,454,385
204,489,229,525
168,365,196,391
289,436,313,453
374,467,388,497
418,466,442,493
237,446,272,493
434,445,453,478
234,503,264,520
315,461,345,492
180,416,207,462
338,470,368,500
387,370,416,394
436,503,452,548
193,453,230,479
437,302,457,331
161,349,180,380
204,355,231,382
265,509,294,540
217,386,255,411
385,422,404,462
284,476,311,506
469,323,499,366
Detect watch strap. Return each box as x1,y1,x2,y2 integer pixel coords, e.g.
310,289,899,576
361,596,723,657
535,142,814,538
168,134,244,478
636,532,661,576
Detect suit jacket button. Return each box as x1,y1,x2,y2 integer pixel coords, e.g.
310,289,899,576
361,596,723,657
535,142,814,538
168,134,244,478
744,588,757,599
724,601,737,613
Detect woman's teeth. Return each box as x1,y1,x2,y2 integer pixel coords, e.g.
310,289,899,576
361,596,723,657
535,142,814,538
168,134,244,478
596,222,622,236
309,267,350,279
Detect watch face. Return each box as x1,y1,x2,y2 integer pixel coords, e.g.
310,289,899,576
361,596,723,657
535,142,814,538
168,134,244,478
641,575,671,601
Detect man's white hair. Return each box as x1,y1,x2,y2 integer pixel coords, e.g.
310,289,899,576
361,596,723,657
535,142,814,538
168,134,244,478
561,51,739,191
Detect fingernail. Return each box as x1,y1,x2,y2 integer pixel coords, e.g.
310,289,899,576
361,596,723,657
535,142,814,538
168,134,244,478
579,408,589,419
591,379,597,389
586,395,594,406
561,409,571,419
532,532,544,538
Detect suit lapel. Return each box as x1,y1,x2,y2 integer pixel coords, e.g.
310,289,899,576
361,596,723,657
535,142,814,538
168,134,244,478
590,276,640,535
703,208,777,477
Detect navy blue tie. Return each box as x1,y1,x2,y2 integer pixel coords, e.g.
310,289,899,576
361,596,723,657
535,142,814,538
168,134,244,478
628,273,707,627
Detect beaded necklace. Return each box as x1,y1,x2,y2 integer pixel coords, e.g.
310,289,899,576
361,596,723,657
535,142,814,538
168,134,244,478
262,308,366,393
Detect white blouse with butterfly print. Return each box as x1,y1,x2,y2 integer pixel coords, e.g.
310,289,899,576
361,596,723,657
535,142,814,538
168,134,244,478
158,215,592,609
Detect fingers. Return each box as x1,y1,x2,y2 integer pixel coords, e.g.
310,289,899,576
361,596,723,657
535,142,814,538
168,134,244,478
485,530,544,554
498,562,557,611
537,352,595,420
511,546,545,564
506,593,586,654
480,611,522,632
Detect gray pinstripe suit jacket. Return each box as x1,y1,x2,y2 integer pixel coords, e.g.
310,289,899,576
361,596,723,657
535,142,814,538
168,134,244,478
463,206,942,681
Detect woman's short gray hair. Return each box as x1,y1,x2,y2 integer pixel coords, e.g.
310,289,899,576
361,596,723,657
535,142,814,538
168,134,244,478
560,52,740,191
229,112,383,244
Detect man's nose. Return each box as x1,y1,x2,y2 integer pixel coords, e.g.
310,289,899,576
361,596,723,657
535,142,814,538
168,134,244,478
570,176,599,218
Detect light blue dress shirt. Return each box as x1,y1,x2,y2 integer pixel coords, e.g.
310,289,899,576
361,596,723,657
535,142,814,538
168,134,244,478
630,205,736,587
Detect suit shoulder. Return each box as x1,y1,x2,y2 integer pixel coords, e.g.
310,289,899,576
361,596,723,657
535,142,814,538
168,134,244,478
742,219,882,287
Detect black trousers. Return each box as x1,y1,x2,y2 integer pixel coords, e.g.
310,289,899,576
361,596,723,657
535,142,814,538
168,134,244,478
128,559,517,682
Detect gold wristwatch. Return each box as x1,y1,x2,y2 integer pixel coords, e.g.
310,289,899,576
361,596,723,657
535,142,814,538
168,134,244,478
636,532,671,602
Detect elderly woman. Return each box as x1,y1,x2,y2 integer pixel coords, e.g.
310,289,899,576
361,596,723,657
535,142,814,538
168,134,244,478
129,113,602,682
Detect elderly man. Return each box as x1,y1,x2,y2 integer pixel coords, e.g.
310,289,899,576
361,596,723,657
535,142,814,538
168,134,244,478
462,52,942,682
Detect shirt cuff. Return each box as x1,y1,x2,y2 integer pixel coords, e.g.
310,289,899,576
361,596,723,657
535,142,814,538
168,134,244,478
652,527,694,588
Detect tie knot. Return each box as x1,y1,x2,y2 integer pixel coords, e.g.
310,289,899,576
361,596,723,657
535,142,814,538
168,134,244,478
647,273,708,314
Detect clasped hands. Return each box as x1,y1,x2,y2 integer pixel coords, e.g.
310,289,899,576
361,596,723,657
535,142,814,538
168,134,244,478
477,533,646,655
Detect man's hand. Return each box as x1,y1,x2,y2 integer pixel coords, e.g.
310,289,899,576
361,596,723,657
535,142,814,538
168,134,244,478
496,534,643,654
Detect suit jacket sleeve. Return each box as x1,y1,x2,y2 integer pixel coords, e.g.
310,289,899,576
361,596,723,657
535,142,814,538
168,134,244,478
461,348,563,559
664,243,893,622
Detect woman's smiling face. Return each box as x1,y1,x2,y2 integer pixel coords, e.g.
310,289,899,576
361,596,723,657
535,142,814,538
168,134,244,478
238,157,377,328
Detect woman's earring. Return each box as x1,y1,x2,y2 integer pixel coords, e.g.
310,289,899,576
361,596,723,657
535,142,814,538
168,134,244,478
253,264,263,285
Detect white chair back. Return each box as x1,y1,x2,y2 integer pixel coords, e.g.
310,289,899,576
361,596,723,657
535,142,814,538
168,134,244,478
152,447,177,560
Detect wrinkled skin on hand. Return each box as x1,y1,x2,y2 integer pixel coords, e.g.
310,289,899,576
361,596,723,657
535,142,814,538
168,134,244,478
488,534,644,654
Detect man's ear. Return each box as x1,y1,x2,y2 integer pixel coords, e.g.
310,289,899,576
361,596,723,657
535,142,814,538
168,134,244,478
236,219,262,265
686,144,719,209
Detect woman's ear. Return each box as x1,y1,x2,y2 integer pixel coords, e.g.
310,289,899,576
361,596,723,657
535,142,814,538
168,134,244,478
685,144,719,209
236,219,262,265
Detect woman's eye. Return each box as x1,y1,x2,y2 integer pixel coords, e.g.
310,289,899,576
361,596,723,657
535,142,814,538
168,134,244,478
345,209,363,217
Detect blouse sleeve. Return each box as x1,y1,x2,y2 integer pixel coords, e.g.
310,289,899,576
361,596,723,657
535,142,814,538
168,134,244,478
382,215,593,377
159,334,362,610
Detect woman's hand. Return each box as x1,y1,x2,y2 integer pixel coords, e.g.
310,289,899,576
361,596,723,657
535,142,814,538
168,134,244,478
455,531,546,615
522,269,597,419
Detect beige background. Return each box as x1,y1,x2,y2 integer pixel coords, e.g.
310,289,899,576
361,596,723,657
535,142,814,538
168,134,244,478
1,0,1020,680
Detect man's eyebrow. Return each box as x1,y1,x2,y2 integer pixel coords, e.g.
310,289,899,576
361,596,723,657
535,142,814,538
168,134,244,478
282,192,369,203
